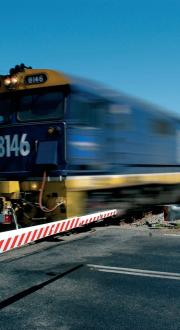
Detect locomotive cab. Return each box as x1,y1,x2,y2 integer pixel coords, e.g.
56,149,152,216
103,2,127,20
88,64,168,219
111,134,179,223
0,66,73,225
0,87,67,175
0,65,109,226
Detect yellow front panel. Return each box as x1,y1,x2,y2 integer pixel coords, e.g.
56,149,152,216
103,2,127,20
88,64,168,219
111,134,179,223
0,181,20,194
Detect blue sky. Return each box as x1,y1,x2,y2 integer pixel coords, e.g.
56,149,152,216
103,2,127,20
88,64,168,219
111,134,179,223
1,0,180,113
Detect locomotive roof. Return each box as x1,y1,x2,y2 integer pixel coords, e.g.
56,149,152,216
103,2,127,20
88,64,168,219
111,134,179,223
0,65,179,121
67,73,180,121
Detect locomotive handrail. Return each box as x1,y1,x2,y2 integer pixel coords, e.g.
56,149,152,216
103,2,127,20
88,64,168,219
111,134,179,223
0,209,117,254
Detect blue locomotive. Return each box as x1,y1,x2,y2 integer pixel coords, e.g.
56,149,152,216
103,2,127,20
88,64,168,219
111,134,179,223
0,64,180,226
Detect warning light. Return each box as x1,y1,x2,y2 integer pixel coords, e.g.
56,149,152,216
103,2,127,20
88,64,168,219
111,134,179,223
3,214,13,224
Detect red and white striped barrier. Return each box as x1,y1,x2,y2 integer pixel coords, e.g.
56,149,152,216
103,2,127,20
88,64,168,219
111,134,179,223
0,209,117,254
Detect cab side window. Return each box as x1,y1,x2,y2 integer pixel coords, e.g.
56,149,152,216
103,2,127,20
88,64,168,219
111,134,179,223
0,98,11,123
68,94,104,127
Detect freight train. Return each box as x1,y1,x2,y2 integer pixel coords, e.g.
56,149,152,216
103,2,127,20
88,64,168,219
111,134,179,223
0,64,180,227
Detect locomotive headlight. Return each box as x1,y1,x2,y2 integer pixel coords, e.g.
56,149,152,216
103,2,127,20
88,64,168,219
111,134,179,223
4,77,11,86
11,76,18,84
4,75,18,88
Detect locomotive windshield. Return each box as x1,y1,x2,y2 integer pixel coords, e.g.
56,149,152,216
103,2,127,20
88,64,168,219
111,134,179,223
0,96,11,123
17,90,64,122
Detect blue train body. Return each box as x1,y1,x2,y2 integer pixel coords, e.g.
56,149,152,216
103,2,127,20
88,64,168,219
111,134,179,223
0,65,180,226
0,75,180,179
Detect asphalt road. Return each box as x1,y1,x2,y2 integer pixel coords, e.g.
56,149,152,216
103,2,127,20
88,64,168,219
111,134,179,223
0,225,179,330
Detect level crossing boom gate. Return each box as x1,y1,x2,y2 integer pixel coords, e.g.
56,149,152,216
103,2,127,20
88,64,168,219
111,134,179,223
0,209,117,254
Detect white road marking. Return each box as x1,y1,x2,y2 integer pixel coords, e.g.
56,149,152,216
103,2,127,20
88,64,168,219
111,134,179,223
87,264,180,281
164,234,180,237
